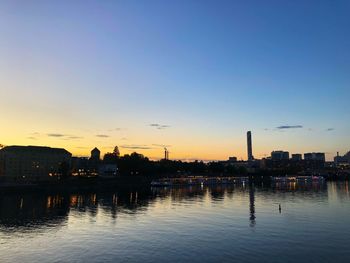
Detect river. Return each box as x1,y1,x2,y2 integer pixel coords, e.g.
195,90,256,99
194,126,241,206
0,181,349,262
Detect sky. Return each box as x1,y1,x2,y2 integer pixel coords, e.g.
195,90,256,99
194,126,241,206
0,0,349,161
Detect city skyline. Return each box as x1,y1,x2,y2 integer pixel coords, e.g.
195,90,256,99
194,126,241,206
0,131,344,162
1,0,349,161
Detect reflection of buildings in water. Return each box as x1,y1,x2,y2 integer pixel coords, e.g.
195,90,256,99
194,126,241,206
249,185,256,227
152,184,257,227
152,186,207,203
151,184,245,204
0,182,335,233
0,189,156,232
329,181,350,201
272,181,327,192
0,194,69,231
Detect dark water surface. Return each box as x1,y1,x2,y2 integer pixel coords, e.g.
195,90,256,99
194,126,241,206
1,181,350,263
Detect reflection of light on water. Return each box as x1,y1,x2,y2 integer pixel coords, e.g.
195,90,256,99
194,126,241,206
47,196,52,209
112,194,117,205
70,195,78,206
346,181,349,196
91,194,97,205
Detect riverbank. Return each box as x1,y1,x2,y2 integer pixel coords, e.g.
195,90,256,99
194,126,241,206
0,173,349,193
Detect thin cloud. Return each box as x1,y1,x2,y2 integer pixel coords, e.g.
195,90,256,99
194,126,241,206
47,133,83,139
108,128,124,132
67,136,83,139
27,136,37,140
120,145,153,150
47,133,65,137
149,123,170,130
96,134,110,138
326,128,335,131
276,125,303,130
152,144,172,148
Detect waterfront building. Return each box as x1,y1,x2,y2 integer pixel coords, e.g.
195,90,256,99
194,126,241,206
291,154,302,161
334,151,350,166
71,157,90,177
89,147,101,172
304,152,325,162
247,131,254,161
0,145,71,178
271,151,290,160
99,164,118,178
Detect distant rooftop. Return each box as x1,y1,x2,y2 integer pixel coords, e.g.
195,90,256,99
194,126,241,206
91,147,100,152
0,145,71,155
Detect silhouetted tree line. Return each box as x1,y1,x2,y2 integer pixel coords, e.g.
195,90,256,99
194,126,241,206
102,152,247,177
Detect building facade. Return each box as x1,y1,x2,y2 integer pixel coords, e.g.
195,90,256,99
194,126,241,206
247,131,254,161
0,146,72,178
271,151,290,160
291,154,302,161
304,152,325,162
334,151,350,166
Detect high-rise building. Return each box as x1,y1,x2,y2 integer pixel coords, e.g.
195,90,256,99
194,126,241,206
271,151,290,160
247,131,254,161
291,154,302,161
304,152,325,162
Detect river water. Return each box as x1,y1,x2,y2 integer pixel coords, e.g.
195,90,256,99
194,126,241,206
0,181,349,262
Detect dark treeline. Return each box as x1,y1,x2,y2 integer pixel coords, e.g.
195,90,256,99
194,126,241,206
102,152,248,177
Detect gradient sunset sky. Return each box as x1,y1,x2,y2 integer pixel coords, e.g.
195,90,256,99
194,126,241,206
1,0,349,161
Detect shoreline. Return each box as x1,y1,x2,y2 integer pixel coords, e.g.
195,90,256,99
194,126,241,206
0,173,348,193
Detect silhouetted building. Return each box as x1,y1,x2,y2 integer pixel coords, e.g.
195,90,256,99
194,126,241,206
0,146,71,178
271,151,290,160
99,164,118,177
247,131,254,161
334,151,350,166
291,154,302,161
71,157,89,176
89,147,101,173
304,152,325,162
91,147,101,160
228,157,237,162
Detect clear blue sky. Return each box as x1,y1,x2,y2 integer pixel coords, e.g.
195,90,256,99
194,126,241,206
1,0,349,160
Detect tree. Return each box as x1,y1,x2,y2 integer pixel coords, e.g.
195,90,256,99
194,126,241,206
103,152,118,164
113,146,120,158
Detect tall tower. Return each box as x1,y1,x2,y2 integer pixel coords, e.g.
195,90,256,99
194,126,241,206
247,131,253,161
